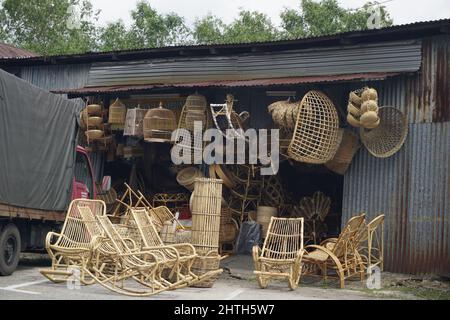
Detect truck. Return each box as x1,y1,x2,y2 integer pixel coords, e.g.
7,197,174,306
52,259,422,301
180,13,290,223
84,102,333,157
0,69,97,275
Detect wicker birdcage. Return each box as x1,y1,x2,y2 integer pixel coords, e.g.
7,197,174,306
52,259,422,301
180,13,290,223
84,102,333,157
360,106,408,158
108,98,127,126
287,91,340,164
191,178,223,255
143,103,177,143
325,129,361,175
184,93,208,130
123,108,147,137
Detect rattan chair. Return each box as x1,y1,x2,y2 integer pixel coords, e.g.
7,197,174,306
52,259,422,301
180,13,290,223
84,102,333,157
40,199,106,285
85,214,171,297
252,217,305,290
131,208,201,288
357,214,385,270
302,214,366,288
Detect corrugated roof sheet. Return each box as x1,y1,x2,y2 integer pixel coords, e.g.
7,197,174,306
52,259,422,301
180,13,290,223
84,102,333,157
0,43,38,59
52,72,399,95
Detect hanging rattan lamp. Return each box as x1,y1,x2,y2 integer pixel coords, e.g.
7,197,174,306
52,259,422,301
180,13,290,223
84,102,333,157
143,103,177,143
287,90,340,164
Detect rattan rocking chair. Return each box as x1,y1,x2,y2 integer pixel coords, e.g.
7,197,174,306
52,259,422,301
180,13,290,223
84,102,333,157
302,214,366,288
131,208,222,287
84,214,171,297
252,217,305,290
40,199,106,285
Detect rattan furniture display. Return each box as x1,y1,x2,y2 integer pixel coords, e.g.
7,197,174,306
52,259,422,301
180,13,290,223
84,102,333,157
87,215,171,296
325,129,361,175
143,103,177,143
40,199,106,285
253,217,305,290
287,91,340,164
302,214,366,289
191,178,223,255
360,106,408,158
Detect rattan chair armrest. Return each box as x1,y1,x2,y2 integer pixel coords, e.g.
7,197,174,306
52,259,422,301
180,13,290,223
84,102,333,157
252,245,261,261
45,231,62,248
122,237,138,251
320,238,338,246
304,244,337,261
142,245,181,259
168,243,196,255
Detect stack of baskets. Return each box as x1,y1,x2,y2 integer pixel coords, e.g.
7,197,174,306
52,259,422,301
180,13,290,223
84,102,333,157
84,104,105,144
287,91,340,164
143,103,177,143
108,98,127,130
347,88,380,129
190,178,223,288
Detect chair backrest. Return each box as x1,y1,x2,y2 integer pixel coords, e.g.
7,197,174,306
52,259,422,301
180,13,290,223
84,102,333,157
96,215,133,255
131,208,164,247
368,214,385,232
57,199,106,247
261,217,304,261
332,213,366,257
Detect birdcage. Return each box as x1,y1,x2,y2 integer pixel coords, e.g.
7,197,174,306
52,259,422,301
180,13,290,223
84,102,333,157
108,98,127,127
287,91,340,164
143,103,177,143
184,93,208,130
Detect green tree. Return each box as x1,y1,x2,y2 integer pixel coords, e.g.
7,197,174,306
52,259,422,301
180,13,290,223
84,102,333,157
98,20,135,51
280,0,393,39
192,14,226,44
0,0,99,55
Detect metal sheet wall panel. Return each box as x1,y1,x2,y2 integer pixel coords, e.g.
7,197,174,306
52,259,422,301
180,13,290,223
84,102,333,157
342,122,450,274
87,40,422,87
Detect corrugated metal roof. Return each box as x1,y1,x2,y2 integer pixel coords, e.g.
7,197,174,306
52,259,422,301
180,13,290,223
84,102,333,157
52,72,399,95
1,19,449,66
85,40,421,87
0,43,38,59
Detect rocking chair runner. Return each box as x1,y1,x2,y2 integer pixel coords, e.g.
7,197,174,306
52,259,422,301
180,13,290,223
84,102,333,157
40,199,107,285
302,213,366,289
253,217,305,290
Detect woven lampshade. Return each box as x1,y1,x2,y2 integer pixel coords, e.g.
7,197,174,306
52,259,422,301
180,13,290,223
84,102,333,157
108,98,127,125
287,91,340,164
143,103,177,143
360,106,408,158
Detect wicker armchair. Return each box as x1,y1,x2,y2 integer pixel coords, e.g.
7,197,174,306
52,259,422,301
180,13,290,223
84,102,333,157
252,217,305,290
357,214,385,270
302,214,366,288
130,208,218,288
40,199,106,285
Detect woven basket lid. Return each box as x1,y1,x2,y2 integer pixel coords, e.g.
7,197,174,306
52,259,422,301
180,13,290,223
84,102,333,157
360,106,408,158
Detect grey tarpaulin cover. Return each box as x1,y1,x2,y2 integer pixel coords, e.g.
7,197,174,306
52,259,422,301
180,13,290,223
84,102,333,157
0,69,83,211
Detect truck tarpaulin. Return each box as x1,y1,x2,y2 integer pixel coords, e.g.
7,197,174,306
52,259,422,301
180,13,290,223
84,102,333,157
0,69,83,211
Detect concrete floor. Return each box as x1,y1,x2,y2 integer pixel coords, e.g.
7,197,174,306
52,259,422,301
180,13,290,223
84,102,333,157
0,253,389,300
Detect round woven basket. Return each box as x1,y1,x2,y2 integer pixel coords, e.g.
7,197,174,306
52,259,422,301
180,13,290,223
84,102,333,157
287,91,340,164
360,106,408,158
87,104,102,116
176,167,204,191
325,129,361,175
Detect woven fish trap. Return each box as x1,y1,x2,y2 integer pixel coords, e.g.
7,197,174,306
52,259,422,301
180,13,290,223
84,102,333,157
325,129,361,175
108,98,127,125
360,106,408,158
191,178,223,255
287,91,340,164
191,251,222,288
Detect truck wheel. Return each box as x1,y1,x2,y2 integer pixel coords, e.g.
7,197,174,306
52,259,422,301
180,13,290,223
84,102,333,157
0,224,21,276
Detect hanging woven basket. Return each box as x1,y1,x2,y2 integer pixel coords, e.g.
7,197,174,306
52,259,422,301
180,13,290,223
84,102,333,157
325,129,361,175
287,91,340,164
360,106,408,158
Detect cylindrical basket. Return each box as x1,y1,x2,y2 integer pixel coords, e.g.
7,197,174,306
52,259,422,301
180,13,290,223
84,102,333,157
191,178,223,255
257,206,277,238
325,129,361,175
190,251,222,288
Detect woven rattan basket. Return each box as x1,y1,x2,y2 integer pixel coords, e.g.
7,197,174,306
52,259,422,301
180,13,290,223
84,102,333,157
325,129,361,175
360,106,408,158
191,251,222,288
143,103,177,143
191,178,223,255
287,91,340,164
176,167,204,191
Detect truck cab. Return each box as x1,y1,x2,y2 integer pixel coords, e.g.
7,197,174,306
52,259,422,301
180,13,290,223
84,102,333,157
0,146,97,276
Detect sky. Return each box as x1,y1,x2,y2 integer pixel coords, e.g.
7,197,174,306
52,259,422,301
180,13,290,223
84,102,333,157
90,0,450,28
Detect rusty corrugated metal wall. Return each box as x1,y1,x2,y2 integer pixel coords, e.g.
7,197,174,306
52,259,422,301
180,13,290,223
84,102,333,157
342,35,450,274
